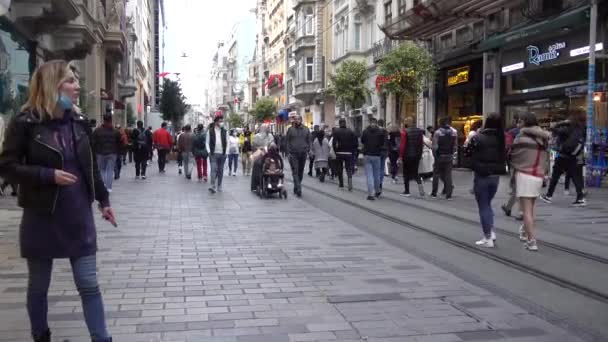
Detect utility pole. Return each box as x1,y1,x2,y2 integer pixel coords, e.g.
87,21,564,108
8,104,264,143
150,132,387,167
586,0,598,186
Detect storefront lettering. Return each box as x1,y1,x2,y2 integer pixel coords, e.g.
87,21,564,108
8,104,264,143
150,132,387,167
527,42,566,66
447,66,470,87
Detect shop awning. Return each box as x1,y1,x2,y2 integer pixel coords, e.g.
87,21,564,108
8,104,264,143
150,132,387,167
476,6,590,52
381,0,524,40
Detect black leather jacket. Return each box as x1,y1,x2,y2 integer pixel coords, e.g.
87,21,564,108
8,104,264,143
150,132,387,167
0,111,109,215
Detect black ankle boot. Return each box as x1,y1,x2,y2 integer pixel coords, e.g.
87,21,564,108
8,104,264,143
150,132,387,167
33,329,51,342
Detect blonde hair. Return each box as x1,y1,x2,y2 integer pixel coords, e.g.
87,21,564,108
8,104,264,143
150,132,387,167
21,60,74,121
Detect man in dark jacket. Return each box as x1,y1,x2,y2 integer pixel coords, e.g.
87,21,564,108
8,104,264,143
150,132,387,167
431,116,457,199
286,114,311,197
542,111,586,206
308,125,320,177
92,114,124,192
206,114,228,193
132,120,152,179
361,117,385,200
398,117,425,197
332,118,357,190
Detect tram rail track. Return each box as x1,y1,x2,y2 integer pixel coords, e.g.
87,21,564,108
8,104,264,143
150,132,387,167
293,179,608,305
324,178,608,265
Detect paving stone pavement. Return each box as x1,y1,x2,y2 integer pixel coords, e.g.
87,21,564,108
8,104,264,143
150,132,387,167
0,163,585,342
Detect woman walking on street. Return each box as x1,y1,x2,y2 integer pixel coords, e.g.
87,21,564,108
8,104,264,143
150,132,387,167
509,112,551,251
227,129,240,176
466,113,507,248
0,60,116,342
312,129,330,182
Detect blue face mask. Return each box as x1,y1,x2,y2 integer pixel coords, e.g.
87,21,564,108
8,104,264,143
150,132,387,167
57,94,73,111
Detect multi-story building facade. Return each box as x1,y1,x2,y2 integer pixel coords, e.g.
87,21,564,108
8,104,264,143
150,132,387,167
227,18,256,117
1,0,136,126
209,41,231,115
292,0,326,127
379,0,605,168
331,0,377,132
125,0,155,124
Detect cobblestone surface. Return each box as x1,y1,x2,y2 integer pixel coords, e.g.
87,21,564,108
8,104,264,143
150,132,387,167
0,163,584,341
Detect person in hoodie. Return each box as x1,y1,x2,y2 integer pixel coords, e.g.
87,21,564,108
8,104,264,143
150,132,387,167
509,112,551,252
398,117,425,197
361,118,385,200
91,114,123,192
466,113,506,248
332,118,358,190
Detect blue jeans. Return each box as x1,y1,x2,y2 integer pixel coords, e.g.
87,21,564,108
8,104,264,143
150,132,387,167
473,174,500,238
209,153,227,189
27,255,110,341
228,154,239,173
364,155,382,196
97,154,116,190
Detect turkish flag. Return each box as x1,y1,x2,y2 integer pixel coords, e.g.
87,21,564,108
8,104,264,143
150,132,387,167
158,72,170,78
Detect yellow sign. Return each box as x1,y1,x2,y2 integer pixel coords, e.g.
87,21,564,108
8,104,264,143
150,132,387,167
447,66,470,87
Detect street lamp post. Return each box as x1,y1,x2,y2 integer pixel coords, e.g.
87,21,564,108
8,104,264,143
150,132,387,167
586,0,598,186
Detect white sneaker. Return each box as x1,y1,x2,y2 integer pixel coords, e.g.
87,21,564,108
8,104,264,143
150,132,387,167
564,190,571,196
518,225,527,241
491,230,497,241
525,239,539,251
475,238,495,248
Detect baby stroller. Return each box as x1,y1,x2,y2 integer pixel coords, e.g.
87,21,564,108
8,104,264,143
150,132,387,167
256,153,287,199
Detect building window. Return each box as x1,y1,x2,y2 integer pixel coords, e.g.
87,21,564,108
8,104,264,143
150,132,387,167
384,1,392,24
305,57,314,82
305,7,314,35
440,33,452,49
354,22,361,50
398,0,407,15
297,59,303,84
0,30,32,117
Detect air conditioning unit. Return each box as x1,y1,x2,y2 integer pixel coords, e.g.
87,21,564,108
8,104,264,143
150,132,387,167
366,106,376,115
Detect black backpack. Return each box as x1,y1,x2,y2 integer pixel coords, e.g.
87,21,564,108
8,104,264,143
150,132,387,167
136,129,148,148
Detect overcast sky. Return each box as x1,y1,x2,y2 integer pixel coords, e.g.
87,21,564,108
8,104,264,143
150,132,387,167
163,0,256,106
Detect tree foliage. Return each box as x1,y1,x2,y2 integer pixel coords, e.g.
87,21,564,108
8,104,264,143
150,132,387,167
328,60,371,110
227,111,245,129
377,42,435,98
159,78,190,126
251,97,276,122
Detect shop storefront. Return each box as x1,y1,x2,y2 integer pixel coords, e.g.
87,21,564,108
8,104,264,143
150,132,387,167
500,27,606,129
435,59,483,143
435,58,483,167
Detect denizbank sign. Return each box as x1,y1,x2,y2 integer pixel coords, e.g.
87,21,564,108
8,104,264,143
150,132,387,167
527,42,566,66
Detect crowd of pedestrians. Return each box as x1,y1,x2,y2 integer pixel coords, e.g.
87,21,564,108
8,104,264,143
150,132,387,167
0,59,595,342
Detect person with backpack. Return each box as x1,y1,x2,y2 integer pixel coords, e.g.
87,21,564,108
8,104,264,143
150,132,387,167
152,122,173,173
541,110,586,206
192,124,208,182
398,117,425,197
431,116,457,199
132,120,152,179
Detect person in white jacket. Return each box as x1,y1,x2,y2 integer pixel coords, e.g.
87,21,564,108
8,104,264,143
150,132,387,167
227,129,240,176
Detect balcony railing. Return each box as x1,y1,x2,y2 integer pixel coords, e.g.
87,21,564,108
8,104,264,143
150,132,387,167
372,38,398,63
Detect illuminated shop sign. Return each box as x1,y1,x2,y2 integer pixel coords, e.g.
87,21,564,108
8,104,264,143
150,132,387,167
447,66,470,86
527,42,566,66
501,62,525,74
570,43,604,57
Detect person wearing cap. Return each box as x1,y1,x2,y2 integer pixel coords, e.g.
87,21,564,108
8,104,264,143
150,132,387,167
91,114,124,192
206,114,228,193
